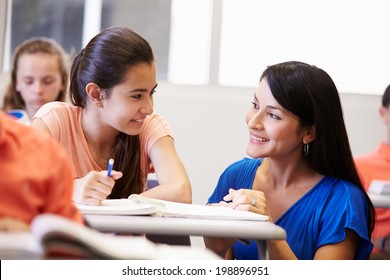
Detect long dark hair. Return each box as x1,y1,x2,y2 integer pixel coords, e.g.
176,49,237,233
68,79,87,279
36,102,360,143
2,37,68,111
69,26,155,198
260,61,375,237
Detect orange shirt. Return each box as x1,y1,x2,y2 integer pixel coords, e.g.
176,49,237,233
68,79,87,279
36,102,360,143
32,102,172,183
355,142,390,251
0,111,83,224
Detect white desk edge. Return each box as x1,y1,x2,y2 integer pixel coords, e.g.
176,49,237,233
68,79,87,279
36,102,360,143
84,215,287,260
369,193,390,208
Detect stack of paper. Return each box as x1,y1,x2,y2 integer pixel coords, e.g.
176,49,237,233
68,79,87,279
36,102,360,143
76,195,269,221
76,199,157,215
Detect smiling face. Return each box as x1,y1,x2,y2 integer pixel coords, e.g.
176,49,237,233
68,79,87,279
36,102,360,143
245,78,311,160
15,52,64,118
101,62,157,135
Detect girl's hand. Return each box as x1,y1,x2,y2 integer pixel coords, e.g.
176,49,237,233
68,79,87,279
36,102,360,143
73,170,123,205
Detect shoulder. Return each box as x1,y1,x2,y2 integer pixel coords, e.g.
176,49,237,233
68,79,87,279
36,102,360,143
32,101,81,126
217,158,262,183
224,157,262,173
143,114,171,132
317,177,367,207
354,145,385,167
208,158,262,203
33,102,79,120
140,114,172,148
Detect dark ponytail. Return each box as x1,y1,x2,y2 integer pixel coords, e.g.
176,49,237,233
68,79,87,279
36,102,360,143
69,26,155,198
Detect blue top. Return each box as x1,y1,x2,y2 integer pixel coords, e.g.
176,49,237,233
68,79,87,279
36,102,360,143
208,158,373,260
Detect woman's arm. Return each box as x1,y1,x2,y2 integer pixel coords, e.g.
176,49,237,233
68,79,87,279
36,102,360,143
141,136,192,203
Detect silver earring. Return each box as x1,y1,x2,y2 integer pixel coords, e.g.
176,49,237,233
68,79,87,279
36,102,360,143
303,143,309,156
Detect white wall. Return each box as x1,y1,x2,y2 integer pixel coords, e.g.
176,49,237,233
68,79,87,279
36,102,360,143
154,83,385,205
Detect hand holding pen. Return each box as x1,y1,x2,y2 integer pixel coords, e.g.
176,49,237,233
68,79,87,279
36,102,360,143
107,158,114,177
72,158,123,205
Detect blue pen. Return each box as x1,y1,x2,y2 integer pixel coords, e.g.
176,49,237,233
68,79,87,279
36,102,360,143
107,158,114,177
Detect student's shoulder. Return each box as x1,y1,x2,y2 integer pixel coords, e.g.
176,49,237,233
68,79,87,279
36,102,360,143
144,113,169,126
354,152,380,172
142,113,171,135
224,157,262,173
354,144,386,165
34,102,78,118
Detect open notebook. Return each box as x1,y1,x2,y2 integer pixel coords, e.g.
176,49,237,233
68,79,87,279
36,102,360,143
0,214,220,260
76,199,157,215
76,194,268,221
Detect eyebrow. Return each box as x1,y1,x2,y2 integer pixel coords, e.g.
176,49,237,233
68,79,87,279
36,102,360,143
253,93,282,111
129,83,158,93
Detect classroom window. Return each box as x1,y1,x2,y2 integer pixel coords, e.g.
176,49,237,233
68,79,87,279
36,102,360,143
10,0,84,58
4,0,390,94
218,0,390,94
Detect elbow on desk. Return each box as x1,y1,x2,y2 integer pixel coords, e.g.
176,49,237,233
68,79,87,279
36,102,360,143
146,179,192,203
175,180,192,204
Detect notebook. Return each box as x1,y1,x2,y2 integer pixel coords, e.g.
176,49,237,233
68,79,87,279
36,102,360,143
76,194,269,221
0,214,221,260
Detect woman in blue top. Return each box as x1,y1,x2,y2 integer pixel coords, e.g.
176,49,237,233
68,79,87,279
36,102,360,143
204,61,375,260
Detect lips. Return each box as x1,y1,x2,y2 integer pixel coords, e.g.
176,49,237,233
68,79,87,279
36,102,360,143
250,134,269,142
131,118,145,127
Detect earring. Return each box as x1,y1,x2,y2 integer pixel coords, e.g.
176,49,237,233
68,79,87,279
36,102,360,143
303,143,309,156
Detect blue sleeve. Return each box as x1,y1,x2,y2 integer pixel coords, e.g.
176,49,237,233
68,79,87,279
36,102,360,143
208,158,259,204
317,182,373,259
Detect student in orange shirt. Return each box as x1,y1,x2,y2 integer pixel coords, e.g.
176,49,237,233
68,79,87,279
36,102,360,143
0,111,83,231
355,85,390,259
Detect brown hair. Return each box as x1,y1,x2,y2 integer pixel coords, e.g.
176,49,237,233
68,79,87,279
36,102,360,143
2,37,68,111
70,26,155,198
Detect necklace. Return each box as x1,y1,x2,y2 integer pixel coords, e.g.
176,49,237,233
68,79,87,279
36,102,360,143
81,124,114,167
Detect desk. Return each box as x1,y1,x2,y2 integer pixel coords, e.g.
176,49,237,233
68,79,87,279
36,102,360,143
369,193,390,208
84,215,286,259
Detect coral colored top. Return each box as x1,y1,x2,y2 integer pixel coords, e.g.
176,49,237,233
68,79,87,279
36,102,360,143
32,102,172,184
